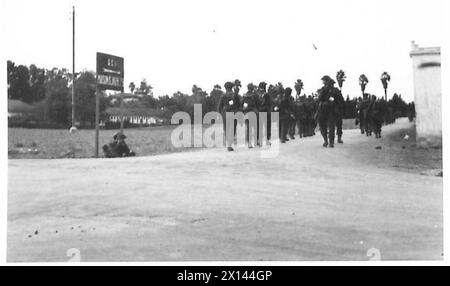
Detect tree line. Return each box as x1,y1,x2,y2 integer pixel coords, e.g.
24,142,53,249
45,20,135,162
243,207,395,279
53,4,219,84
7,61,414,129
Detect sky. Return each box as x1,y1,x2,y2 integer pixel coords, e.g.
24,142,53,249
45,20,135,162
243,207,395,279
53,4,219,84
2,0,446,101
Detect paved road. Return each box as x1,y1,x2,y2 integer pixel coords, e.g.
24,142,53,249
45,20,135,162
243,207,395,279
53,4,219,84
8,119,443,261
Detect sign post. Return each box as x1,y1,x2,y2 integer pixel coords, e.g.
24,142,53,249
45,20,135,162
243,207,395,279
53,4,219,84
96,52,124,157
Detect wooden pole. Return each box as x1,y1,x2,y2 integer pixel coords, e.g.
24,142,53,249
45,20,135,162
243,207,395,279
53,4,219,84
95,80,100,158
72,6,75,128
120,88,124,133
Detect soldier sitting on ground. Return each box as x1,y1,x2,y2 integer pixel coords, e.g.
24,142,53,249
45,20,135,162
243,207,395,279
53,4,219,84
102,132,136,158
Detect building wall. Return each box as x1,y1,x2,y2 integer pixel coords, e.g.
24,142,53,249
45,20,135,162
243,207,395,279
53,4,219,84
411,49,442,148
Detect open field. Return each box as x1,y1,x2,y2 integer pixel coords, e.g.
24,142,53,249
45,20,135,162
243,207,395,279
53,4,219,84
8,119,359,159
7,118,442,261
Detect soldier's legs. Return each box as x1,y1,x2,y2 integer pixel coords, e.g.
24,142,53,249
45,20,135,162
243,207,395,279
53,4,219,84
288,118,296,139
245,119,250,147
312,119,317,136
298,120,305,138
223,122,233,150
375,119,382,138
223,113,235,151
319,117,328,146
280,118,289,142
336,117,343,143
359,114,364,134
368,118,374,136
328,118,336,147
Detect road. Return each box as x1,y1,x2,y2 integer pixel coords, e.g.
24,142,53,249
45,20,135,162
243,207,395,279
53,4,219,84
7,119,443,261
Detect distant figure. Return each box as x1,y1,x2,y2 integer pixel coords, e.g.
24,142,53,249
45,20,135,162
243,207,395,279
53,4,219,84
355,97,365,134
287,90,297,140
370,96,387,139
242,83,260,148
278,87,291,143
102,132,136,158
361,93,372,136
257,82,272,145
295,96,308,138
218,81,240,151
334,87,345,144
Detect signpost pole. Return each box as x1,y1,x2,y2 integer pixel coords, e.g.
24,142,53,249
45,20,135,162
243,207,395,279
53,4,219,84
95,88,100,158
120,87,124,133
95,75,100,158
71,6,76,129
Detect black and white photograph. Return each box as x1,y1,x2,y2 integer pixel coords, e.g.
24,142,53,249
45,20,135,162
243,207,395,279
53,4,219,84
1,0,449,265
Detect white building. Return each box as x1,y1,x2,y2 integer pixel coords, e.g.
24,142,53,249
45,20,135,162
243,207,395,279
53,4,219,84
410,41,442,148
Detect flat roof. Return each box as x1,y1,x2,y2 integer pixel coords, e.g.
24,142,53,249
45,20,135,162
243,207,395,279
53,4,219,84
410,46,441,57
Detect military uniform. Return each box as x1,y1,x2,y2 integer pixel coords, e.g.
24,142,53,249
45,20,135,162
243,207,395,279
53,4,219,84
102,132,136,158
218,82,241,151
287,93,297,139
355,98,365,134
257,82,272,144
306,96,318,137
334,89,345,143
370,97,386,138
278,88,291,143
242,84,260,147
296,97,308,138
360,94,372,136
316,76,338,147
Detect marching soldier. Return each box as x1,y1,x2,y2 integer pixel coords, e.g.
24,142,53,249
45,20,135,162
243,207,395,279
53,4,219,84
296,96,308,138
334,88,345,144
315,76,338,148
361,93,372,136
306,95,317,137
355,97,365,134
218,81,241,151
258,82,272,145
279,87,292,143
370,95,387,138
287,89,297,140
242,83,260,148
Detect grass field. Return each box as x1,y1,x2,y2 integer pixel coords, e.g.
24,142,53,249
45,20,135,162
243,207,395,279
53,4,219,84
8,119,359,159
8,125,188,159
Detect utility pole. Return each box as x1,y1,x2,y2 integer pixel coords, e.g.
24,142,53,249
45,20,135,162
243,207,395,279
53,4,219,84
71,6,76,130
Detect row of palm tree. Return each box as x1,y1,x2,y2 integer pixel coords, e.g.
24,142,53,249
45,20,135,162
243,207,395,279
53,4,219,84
358,72,391,100
336,70,391,101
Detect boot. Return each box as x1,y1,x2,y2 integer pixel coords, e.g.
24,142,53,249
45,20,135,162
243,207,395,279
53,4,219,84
338,135,343,144
322,135,328,147
329,140,335,148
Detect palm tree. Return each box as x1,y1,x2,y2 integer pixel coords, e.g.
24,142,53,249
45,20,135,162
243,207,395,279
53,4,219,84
128,82,135,94
336,70,346,91
294,79,304,97
380,72,391,101
359,74,369,96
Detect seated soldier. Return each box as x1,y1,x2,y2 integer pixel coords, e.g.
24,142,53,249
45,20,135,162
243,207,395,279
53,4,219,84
102,132,136,158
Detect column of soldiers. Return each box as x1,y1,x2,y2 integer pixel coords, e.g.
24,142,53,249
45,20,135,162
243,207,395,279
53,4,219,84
218,76,345,151
355,93,389,139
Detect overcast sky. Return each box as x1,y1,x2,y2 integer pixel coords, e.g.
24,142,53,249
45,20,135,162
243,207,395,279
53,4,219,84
2,0,445,101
